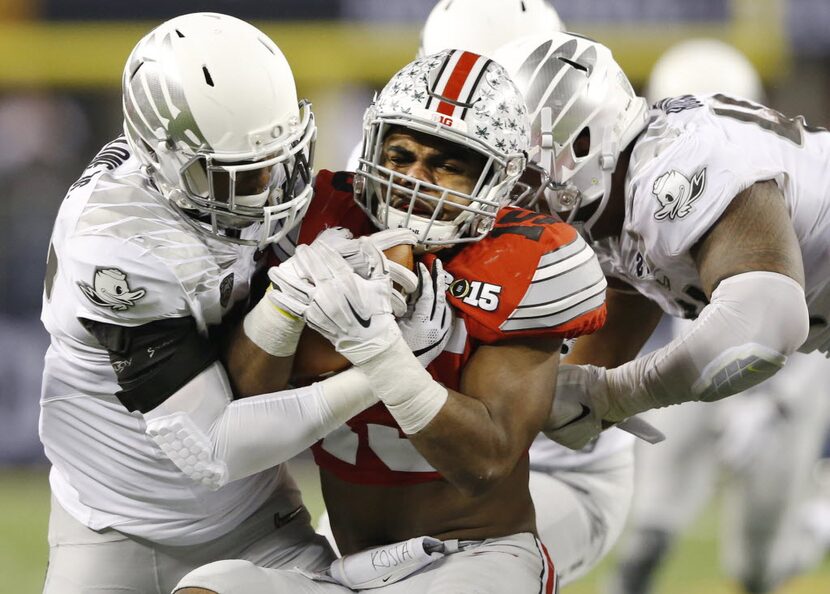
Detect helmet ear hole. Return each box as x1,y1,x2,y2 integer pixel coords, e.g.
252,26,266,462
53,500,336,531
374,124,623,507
574,127,591,158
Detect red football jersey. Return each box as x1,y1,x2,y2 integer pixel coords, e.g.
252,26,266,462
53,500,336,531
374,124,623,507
286,171,607,485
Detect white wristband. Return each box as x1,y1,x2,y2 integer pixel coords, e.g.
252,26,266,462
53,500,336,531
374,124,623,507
242,292,305,357
358,337,448,435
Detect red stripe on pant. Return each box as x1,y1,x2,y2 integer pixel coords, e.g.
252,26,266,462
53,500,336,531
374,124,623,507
540,542,557,594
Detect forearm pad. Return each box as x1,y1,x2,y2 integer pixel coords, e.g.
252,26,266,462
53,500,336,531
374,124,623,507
605,271,808,420
144,363,376,489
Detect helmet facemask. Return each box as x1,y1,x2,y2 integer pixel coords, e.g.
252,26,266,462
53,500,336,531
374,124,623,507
356,119,525,247
174,108,314,244
495,33,649,240
121,13,317,248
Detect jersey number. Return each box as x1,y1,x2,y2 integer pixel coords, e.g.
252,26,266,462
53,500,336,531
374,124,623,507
320,424,436,473
449,279,502,311
711,94,826,147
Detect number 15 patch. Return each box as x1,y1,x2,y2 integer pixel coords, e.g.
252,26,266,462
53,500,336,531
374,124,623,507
449,279,502,312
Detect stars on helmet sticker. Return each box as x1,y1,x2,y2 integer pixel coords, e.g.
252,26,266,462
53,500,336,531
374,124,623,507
78,268,146,311
652,167,707,221
373,49,529,157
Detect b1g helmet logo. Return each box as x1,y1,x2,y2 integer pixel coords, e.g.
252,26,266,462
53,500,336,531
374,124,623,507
431,112,456,127
449,278,501,312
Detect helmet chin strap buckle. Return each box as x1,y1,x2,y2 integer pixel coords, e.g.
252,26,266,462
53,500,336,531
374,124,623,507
599,137,619,171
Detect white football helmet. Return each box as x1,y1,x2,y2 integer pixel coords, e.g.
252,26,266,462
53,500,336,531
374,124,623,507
495,32,649,240
646,38,764,104
354,50,530,246
419,0,564,59
122,12,316,247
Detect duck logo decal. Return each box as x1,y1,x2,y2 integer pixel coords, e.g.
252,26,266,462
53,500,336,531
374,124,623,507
652,168,706,221
78,268,146,311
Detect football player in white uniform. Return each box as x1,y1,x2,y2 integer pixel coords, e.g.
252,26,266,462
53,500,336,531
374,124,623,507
605,39,830,594
495,31,830,588
496,29,830,445
336,3,638,585
39,13,421,593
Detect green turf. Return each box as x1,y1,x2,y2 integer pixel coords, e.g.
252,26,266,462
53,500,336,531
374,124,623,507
0,468,51,593
2,466,828,593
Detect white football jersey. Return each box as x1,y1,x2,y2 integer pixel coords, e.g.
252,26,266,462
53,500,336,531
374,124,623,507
39,137,288,545
529,428,634,472
595,93,830,354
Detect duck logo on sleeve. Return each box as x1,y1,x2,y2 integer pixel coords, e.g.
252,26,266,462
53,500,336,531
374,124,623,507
78,268,146,311
652,168,706,221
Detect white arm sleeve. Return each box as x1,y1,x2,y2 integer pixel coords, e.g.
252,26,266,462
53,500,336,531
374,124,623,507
604,271,809,420
144,364,376,490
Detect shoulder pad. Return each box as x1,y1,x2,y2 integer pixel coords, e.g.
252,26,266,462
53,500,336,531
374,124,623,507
442,208,607,343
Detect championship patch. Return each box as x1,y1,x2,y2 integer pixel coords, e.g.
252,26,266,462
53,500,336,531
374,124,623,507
78,267,146,311
449,278,501,312
652,167,706,221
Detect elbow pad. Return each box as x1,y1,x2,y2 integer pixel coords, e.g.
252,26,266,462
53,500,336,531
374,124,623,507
144,363,376,490
606,271,809,419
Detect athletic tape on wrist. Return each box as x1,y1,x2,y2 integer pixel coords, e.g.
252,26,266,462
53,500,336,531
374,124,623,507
359,337,448,434
243,295,305,357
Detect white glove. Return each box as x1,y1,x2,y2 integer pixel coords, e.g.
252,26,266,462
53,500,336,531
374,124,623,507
303,241,402,366
311,227,418,316
544,364,609,450
544,364,665,449
244,231,347,357
265,227,356,318
398,260,454,367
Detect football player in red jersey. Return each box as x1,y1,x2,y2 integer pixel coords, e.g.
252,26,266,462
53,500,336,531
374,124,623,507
175,50,607,594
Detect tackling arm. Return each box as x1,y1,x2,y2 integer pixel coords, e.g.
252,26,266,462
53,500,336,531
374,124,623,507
143,363,376,490
568,182,809,429
82,313,378,491
221,320,296,397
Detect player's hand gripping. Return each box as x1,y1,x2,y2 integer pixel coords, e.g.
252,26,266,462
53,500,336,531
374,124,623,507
302,239,403,365
397,259,454,367
544,364,665,449
310,227,419,316
265,228,356,319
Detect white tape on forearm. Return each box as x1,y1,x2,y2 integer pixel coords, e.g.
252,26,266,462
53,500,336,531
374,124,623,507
242,293,305,357
359,337,448,435
604,271,809,420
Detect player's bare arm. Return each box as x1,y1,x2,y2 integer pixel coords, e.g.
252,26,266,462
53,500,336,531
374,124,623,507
565,281,663,368
408,335,560,496
221,323,295,397
693,179,805,295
